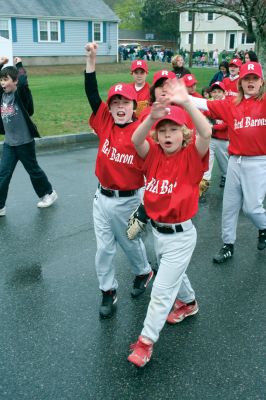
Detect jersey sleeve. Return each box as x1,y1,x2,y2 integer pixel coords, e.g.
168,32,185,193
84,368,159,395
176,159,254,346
84,71,101,114
207,98,231,122
89,101,113,137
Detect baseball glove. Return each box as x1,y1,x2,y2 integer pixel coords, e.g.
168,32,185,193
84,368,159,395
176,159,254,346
127,203,148,240
199,179,210,196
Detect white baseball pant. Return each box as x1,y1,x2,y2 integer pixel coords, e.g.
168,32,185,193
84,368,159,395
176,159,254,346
141,221,197,343
203,138,229,181
93,188,151,291
222,155,266,244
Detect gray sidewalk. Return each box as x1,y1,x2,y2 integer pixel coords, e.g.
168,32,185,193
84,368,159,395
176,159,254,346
0,131,98,155
0,145,265,400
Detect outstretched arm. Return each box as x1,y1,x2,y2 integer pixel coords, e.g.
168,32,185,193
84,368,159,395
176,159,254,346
132,101,169,159
165,78,212,158
84,42,101,114
13,56,34,116
14,57,28,86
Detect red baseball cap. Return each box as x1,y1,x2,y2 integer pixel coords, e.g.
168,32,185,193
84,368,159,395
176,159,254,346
131,60,148,73
210,81,225,91
107,83,137,104
183,74,197,87
239,62,264,79
152,106,187,129
229,58,242,68
152,70,176,85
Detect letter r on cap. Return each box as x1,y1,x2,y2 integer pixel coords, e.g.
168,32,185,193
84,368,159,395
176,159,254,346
137,61,142,65
247,64,254,71
115,84,123,92
161,70,169,76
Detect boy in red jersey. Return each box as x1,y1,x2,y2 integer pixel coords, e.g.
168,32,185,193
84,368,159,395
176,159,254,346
84,42,153,318
138,69,177,123
127,80,212,367
126,70,195,240
208,81,229,188
183,73,203,98
130,60,150,118
200,81,229,197
183,62,266,261
223,58,242,97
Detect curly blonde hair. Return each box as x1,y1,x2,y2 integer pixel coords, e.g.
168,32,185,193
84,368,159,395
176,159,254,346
151,120,193,148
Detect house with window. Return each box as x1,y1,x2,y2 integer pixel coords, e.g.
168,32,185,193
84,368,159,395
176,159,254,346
180,12,255,54
0,0,119,65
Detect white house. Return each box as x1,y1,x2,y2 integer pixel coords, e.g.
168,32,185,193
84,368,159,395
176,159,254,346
0,0,119,65
0,37,13,65
180,11,255,53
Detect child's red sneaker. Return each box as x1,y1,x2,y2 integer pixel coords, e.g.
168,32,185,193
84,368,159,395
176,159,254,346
128,336,153,367
167,300,199,324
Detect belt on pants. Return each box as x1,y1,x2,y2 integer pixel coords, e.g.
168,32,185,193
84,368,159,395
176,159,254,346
98,184,136,198
151,219,192,234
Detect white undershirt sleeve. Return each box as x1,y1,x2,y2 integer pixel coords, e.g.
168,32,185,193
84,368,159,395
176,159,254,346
188,95,209,111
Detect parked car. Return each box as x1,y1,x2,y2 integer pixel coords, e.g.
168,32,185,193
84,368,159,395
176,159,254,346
152,44,164,51
120,43,141,52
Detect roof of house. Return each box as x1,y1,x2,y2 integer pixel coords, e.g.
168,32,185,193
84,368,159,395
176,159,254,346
0,0,119,22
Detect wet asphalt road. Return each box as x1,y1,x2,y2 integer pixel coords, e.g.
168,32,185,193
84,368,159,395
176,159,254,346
0,144,265,400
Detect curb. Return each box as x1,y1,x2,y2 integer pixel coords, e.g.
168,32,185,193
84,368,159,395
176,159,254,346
0,132,99,155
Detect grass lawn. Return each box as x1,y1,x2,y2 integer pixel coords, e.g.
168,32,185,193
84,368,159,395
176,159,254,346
0,61,217,140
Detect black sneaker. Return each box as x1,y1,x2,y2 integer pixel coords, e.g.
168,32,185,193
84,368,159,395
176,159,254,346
219,176,226,188
213,244,234,264
258,229,266,250
99,290,117,318
131,270,154,298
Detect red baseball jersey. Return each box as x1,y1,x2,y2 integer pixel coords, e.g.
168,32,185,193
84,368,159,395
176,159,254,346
138,106,151,124
223,77,239,97
212,119,228,140
130,82,150,118
207,95,266,155
89,102,145,190
142,141,209,223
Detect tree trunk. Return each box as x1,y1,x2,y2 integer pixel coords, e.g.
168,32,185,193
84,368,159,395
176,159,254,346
254,31,266,75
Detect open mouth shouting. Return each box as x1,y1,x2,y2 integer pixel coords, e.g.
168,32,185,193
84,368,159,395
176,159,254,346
117,111,126,118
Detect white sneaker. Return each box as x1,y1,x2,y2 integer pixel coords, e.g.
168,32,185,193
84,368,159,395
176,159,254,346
0,206,6,216
37,191,58,208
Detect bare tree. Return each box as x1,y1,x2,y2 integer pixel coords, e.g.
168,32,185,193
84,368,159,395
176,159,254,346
171,0,266,68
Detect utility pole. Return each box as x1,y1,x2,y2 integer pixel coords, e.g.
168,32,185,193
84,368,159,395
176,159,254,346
189,11,195,68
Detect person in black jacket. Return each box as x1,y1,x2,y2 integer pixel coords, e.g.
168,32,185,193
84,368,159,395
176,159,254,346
171,54,190,79
0,57,57,216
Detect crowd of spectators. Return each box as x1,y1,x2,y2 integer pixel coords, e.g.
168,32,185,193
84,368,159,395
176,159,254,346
119,45,174,63
118,44,258,68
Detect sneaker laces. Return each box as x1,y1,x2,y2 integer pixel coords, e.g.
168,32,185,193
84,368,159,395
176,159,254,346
130,338,152,353
173,300,185,311
221,245,233,258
